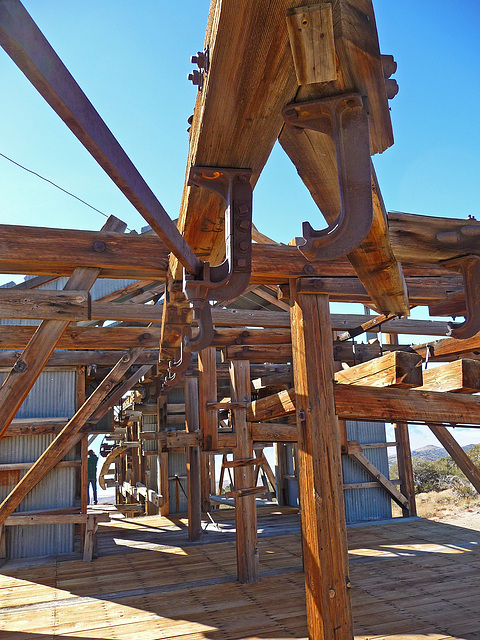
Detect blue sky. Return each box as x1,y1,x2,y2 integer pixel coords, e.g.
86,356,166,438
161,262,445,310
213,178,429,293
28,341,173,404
1,1,480,450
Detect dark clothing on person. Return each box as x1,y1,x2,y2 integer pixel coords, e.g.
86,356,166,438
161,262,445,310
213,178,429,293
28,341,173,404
87,452,98,505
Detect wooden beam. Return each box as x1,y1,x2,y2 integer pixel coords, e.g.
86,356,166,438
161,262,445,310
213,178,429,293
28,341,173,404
89,365,152,424
0,348,143,525
229,360,259,584
279,0,407,316
0,216,125,440
248,383,480,427
0,350,158,368
334,351,423,388
174,0,305,273
293,274,462,304
286,3,336,85
290,288,353,639
419,359,480,393
0,224,169,280
185,378,202,541
0,289,90,321
198,347,218,451
0,0,201,274
0,326,160,350
413,334,480,362
428,425,480,494
389,211,480,264
347,441,408,509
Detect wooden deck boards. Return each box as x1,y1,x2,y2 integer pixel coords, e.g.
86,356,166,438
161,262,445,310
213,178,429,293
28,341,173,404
0,515,479,639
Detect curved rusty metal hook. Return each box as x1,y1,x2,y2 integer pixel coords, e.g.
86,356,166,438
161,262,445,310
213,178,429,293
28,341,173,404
445,255,480,339
282,93,373,261
182,166,253,353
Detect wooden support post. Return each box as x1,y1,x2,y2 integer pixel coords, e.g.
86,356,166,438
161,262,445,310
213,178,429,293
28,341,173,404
0,216,124,441
200,453,212,514
159,452,169,516
229,360,259,584
0,348,143,526
185,378,202,541
83,514,95,562
275,443,288,506
198,347,218,451
384,334,416,516
394,423,417,517
290,288,353,640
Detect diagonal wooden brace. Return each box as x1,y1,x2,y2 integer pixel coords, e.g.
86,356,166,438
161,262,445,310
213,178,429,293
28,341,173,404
442,255,480,339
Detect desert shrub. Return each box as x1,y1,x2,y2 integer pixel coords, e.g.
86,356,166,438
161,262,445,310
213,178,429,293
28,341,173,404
412,458,455,494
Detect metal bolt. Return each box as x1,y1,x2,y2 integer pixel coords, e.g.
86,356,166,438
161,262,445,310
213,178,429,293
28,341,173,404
238,174,248,182
303,264,314,274
236,258,247,269
285,108,297,118
385,79,399,100
187,70,202,86
238,203,250,215
237,219,250,231
191,52,206,69
298,410,306,421
187,115,194,125
13,358,28,373
93,241,106,253
238,240,249,251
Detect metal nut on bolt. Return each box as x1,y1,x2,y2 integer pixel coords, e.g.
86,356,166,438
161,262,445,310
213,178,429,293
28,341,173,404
93,241,106,253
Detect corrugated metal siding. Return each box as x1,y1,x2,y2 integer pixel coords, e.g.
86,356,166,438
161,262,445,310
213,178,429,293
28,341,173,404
342,421,392,523
0,370,77,558
143,414,158,453
168,453,188,513
0,370,76,419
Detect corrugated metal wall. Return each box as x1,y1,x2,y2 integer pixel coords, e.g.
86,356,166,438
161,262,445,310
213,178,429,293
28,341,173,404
0,369,78,558
283,421,392,523
168,453,188,514
342,421,392,523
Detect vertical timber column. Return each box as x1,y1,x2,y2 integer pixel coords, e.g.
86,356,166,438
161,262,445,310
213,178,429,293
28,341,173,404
384,334,416,517
290,287,353,640
185,378,202,541
229,360,259,584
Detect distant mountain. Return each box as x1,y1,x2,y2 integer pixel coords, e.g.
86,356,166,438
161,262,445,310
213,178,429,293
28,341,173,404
389,443,477,464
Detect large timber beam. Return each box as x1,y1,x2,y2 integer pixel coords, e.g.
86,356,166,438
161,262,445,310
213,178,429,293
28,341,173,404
0,216,123,440
174,0,307,272
280,0,408,316
0,0,201,274
0,348,143,525
389,211,480,264
290,288,353,639
335,351,422,388
247,384,480,427
0,326,160,350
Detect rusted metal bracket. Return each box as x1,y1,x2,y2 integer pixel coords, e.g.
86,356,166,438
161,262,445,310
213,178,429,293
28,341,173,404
441,255,480,339
182,166,253,350
282,93,373,260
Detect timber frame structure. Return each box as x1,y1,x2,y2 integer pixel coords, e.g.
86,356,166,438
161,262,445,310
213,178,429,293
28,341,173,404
1,2,480,639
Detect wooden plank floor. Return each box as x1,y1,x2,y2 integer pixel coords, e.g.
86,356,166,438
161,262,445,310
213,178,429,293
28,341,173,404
0,511,479,639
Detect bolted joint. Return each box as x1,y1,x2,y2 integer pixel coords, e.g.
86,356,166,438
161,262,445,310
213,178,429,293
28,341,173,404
93,240,106,253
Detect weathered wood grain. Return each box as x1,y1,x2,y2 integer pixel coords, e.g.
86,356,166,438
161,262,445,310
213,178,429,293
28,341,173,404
290,289,353,639
335,351,423,388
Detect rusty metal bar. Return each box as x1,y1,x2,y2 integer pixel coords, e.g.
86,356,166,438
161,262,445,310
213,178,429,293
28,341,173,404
283,93,373,261
0,0,202,275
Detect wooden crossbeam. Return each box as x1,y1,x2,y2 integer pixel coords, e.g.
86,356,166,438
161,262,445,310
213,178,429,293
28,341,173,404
335,351,423,388
247,383,480,427
347,441,409,509
0,348,143,526
0,216,124,440
419,359,480,393
0,326,160,350
0,350,158,368
389,211,480,264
